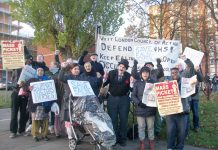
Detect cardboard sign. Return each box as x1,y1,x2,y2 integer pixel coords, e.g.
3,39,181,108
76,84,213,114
183,47,204,67
142,83,157,107
67,80,95,97
181,75,197,98
30,80,57,104
1,40,25,69
96,35,181,76
18,65,37,84
154,81,183,116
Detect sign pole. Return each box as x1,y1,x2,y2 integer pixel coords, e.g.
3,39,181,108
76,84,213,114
5,69,8,102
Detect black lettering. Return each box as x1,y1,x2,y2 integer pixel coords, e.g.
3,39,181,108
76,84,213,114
101,43,106,51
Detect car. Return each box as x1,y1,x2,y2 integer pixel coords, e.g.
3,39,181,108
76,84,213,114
0,80,16,90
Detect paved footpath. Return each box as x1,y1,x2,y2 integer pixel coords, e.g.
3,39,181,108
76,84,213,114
0,109,211,150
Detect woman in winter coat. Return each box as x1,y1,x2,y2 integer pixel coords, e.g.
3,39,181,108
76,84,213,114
131,66,156,150
58,63,80,140
80,62,103,96
27,68,53,142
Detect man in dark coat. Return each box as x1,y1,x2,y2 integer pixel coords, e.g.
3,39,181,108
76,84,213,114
78,50,104,76
103,59,131,147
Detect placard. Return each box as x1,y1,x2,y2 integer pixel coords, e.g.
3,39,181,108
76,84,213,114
67,80,95,97
1,40,25,69
183,47,204,67
30,80,57,103
18,65,37,84
142,83,157,107
181,75,197,98
154,81,183,116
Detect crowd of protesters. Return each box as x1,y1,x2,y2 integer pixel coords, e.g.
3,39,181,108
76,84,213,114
9,48,205,150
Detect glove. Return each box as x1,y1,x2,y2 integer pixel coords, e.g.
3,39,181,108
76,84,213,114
156,58,161,65
134,59,138,66
138,102,146,108
82,50,88,56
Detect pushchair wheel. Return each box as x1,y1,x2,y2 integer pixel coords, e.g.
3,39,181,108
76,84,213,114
69,139,77,150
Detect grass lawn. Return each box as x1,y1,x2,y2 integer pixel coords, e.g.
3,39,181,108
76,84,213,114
185,93,218,149
0,90,11,109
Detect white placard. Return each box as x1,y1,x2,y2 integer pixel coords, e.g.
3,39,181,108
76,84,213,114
30,80,57,103
67,80,95,97
96,35,181,76
142,83,157,107
181,75,197,98
18,65,37,84
183,47,204,67
134,44,180,75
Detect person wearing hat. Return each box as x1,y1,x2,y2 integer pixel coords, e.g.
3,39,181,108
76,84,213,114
132,58,164,139
103,59,131,147
78,50,104,76
131,66,156,150
132,58,164,82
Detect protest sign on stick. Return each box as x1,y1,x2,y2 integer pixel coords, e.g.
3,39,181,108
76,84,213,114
1,40,25,69
181,75,197,98
18,65,37,84
183,47,204,67
142,83,157,107
67,80,95,97
30,80,57,104
154,80,183,116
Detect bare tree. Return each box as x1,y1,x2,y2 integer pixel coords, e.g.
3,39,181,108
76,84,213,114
203,0,218,26
124,0,194,39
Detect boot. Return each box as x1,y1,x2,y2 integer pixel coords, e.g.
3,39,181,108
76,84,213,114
148,140,155,150
139,140,145,150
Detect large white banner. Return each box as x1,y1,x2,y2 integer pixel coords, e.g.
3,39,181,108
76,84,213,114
30,80,57,104
181,75,197,98
67,80,95,97
183,47,204,67
96,35,181,76
1,40,25,69
18,65,37,84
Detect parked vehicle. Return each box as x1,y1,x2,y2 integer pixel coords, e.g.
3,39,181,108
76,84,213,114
0,80,16,90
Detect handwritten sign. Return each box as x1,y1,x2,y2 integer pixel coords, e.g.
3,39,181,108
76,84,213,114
96,35,181,76
181,75,197,98
134,44,180,75
142,83,157,107
67,80,95,97
1,40,25,69
183,47,204,67
154,81,183,116
18,65,37,84
30,80,57,104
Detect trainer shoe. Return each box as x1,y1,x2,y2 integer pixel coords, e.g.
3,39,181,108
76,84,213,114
9,133,16,138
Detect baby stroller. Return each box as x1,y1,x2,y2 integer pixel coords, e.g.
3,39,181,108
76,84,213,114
68,94,116,150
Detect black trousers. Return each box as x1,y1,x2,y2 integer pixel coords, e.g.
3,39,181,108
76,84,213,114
10,91,29,134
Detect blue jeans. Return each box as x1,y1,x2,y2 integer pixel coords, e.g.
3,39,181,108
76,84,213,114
166,114,188,150
189,99,199,129
107,95,130,143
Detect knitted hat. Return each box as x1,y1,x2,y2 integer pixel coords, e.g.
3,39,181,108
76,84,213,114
140,66,151,75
